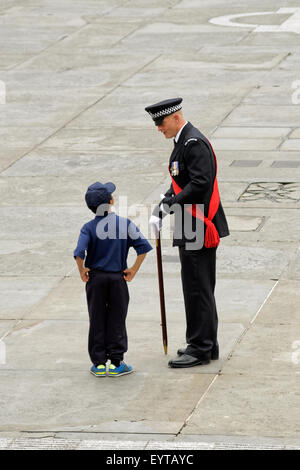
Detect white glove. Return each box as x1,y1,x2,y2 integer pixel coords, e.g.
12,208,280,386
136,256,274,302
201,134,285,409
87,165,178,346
149,214,161,239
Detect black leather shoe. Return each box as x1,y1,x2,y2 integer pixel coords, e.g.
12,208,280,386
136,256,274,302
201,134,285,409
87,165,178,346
177,345,219,360
168,354,210,368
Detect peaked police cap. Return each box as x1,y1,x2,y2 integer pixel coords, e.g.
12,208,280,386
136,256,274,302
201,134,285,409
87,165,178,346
145,98,183,125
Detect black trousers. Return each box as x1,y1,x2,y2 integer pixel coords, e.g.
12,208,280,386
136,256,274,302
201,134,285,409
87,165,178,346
85,270,129,366
178,246,218,359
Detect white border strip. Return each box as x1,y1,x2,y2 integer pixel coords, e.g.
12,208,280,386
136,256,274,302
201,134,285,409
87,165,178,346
250,280,279,325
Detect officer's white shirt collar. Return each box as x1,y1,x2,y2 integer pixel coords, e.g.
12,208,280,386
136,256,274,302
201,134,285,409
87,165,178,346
174,121,188,143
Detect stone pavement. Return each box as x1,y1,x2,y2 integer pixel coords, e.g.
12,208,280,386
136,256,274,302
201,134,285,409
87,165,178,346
0,0,299,451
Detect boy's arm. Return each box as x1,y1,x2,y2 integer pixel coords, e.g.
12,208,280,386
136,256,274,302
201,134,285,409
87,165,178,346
75,256,90,283
74,224,91,283
123,253,147,282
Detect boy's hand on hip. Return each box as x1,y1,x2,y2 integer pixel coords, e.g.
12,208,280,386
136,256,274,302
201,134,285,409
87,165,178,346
80,268,90,282
123,268,136,282
123,253,146,282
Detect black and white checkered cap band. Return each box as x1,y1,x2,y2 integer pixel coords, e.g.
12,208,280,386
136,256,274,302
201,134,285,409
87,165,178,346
148,103,182,119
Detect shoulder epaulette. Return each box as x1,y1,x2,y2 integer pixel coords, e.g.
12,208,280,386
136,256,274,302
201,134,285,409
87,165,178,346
184,138,198,146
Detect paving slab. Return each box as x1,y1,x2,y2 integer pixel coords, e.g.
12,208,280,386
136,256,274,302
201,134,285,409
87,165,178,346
0,314,243,377
0,102,92,128
181,373,299,438
212,127,291,139
38,127,169,151
0,24,80,55
211,138,281,151
121,23,249,53
290,128,300,138
215,181,249,203
126,319,245,375
0,239,76,277
24,272,275,330
25,277,88,320
241,32,300,47
0,370,214,433
281,249,300,281
0,148,29,173
222,323,300,377
0,174,165,208
121,238,294,280
60,85,233,131
0,277,61,320
280,139,300,151
223,105,300,128
127,274,276,324
242,83,299,106
1,149,168,177
0,127,56,148
2,319,89,370
213,151,300,183
254,279,300,323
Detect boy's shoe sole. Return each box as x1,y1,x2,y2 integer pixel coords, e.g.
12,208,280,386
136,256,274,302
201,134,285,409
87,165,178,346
90,371,106,377
108,369,134,377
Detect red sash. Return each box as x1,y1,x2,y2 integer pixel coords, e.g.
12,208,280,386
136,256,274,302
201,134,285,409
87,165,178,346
170,139,220,248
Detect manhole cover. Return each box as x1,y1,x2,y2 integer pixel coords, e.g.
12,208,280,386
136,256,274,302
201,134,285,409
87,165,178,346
238,182,300,202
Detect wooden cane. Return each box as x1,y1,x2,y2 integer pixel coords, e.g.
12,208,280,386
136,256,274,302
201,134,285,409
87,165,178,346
155,232,168,355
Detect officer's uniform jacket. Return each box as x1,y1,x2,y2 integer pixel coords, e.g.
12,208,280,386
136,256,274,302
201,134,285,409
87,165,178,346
157,121,229,248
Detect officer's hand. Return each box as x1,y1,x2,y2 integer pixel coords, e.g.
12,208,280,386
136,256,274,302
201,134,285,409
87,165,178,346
161,195,176,215
161,196,174,208
79,267,90,283
149,214,161,239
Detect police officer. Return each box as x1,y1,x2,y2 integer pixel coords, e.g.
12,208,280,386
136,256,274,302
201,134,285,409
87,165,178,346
146,98,229,368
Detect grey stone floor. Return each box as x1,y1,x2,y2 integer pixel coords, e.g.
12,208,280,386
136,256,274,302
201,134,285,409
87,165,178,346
0,0,299,450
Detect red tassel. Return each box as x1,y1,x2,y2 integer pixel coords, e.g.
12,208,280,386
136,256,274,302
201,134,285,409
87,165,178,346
204,219,220,248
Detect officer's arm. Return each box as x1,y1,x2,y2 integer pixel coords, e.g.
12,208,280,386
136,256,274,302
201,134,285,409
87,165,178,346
152,183,175,218
163,183,175,199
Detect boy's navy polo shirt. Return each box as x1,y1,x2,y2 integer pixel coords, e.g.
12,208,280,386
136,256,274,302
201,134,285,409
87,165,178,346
74,212,152,272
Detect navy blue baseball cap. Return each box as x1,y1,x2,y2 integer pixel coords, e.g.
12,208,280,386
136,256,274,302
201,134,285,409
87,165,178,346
85,182,116,211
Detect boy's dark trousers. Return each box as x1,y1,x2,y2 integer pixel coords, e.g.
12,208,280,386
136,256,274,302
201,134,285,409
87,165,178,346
85,270,129,367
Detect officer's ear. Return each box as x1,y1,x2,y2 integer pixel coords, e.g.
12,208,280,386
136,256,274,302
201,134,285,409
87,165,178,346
173,112,181,124
110,196,114,205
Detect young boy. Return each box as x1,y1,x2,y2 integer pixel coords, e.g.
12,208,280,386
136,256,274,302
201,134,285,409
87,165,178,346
74,181,153,377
